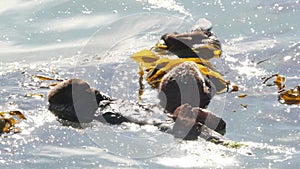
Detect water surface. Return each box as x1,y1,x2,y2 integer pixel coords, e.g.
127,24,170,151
0,0,299,168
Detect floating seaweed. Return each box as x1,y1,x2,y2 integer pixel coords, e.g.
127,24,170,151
33,75,63,82
25,93,45,99
131,49,160,69
131,49,230,94
278,85,300,105
48,82,61,87
262,74,299,105
0,111,26,134
240,104,248,109
262,73,286,91
131,27,234,100
229,85,239,92
210,139,249,150
40,82,62,89
237,94,247,98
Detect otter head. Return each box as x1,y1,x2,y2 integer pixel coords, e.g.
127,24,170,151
48,79,110,123
158,61,216,113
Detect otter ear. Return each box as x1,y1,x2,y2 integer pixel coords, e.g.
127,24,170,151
131,49,160,69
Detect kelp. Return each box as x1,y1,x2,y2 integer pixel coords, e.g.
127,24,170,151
30,74,63,89
25,93,45,99
240,104,248,109
146,57,229,91
262,74,286,91
33,75,63,82
278,85,300,105
0,111,26,134
237,94,247,98
210,139,249,150
48,82,61,88
131,28,229,96
131,49,160,70
138,65,145,101
263,74,299,105
131,49,229,94
229,85,239,92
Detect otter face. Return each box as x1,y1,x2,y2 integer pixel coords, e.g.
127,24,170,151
158,61,216,113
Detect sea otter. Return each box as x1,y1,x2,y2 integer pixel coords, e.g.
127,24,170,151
158,61,216,113
48,62,226,141
155,18,222,59
48,78,127,124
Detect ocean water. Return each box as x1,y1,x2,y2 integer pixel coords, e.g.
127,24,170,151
0,0,299,168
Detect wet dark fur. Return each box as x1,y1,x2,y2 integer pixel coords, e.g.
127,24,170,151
161,29,221,59
48,79,107,123
158,61,216,113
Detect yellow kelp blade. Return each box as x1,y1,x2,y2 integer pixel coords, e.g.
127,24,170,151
180,57,216,72
1,117,18,133
131,48,217,71
153,39,168,50
146,58,175,87
262,74,286,91
192,44,222,59
48,82,61,88
138,65,145,101
146,58,184,80
146,58,210,87
196,64,228,93
175,58,228,93
238,94,247,98
214,50,222,58
8,111,27,120
275,74,286,90
131,49,160,69
7,117,18,125
1,111,26,134
146,58,229,92
152,57,213,71
33,75,63,82
154,43,168,50
34,75,55,81
25,93,45,99
279,85,300,105
3,123,11,133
